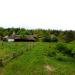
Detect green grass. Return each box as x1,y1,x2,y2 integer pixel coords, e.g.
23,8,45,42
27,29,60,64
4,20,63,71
0,42,25,57
0,42,75,75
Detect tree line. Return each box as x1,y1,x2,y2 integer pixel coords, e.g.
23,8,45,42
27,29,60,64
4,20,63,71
0,27,75,42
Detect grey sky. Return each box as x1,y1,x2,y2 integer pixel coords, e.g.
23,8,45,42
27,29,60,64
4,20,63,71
0,0,75,30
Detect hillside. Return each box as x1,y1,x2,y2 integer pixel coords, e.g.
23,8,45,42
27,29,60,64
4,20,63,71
0,42,75,75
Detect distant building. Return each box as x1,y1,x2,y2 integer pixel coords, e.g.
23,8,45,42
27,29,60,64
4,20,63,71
3,32,37,42
8,32,16,42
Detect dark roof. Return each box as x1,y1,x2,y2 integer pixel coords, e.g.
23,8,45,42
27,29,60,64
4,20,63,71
3,32,37,41
8,35,36,41
24,35,35,41
8,35,20,39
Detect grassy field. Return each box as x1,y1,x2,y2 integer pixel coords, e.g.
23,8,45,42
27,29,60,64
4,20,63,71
0,41,75,75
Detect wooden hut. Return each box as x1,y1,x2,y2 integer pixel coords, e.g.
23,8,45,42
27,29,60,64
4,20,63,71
3,32,37,42
15,35,35,42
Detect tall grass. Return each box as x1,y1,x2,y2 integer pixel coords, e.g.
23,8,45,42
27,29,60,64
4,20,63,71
0,42,75,75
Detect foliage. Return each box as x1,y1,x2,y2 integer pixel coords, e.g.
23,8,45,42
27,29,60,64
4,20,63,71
47,49,56,57
42,36,51,42
55,43,67,52
0,42,75,75
50,34,58,42
55,42,72,56
0,27,75,42
64,31,75,42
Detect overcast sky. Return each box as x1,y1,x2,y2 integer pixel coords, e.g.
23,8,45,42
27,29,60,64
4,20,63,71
0,0,75,30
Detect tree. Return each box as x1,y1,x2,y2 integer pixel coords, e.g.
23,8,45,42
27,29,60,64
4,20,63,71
50,34,58,42
0,27,5,36
64,31,75,42
42,36,51,42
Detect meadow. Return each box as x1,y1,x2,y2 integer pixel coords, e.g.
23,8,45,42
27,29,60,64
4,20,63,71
0,41,75,75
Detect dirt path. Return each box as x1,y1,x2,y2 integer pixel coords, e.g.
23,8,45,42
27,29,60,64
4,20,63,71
44,64,55,75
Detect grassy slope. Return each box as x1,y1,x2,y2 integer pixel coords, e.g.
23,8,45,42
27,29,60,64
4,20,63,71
0,42,27,58
0,42,75,75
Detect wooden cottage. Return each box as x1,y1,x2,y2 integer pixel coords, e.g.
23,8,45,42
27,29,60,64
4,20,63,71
15,35,36,42
3,32,37,42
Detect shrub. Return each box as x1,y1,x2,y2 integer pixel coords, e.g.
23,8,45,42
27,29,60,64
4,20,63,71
47,51,56,57
42,36,51,42
55,52,65,61
42,35,58,42
50,34,58,42
56,55,69,61
71,50,75,58
55,42,72,56
57,56,64,61
55,43,67,52
64,31,75,42
47,49,56,57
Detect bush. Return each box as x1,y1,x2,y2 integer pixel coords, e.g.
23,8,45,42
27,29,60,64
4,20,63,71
57,56,64,61
42,35,58,42
71,50,75,58
47,49,56,57
55,52,65,61
56,55,69,61
64,31,75,42
47,51,56,57
50,34,58,42
55,43,68,52
42,36,51,42
55,42,72,56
